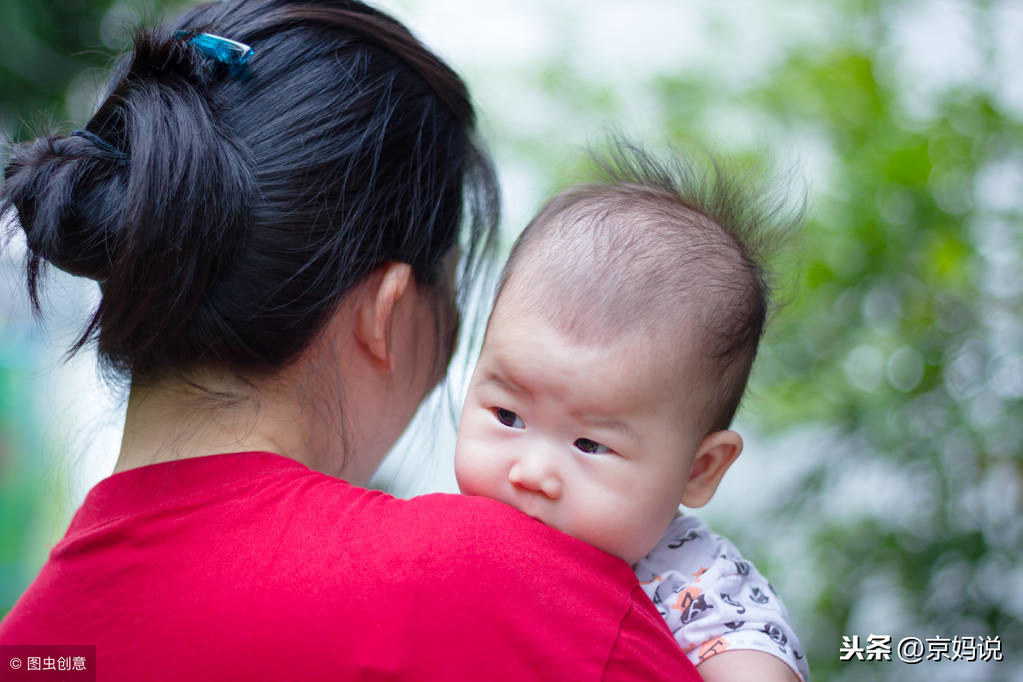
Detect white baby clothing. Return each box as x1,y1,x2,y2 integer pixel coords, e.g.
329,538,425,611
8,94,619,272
633,513,809,681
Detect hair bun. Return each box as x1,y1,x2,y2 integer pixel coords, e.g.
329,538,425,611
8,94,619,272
4,132,128,282
3,26,255,375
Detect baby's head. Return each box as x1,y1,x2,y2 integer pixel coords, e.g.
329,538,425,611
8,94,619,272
455,142,793,563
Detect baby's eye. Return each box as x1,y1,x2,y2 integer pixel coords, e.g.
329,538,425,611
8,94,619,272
574,438,611,455
494,408,524,429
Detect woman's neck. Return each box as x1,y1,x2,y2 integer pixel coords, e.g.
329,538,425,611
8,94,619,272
114,370,348,479
116,373,290,472
112,289,422,485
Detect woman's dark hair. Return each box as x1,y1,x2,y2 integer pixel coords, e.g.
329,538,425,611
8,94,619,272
1,0,499,382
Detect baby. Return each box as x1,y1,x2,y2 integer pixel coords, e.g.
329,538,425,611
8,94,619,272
454,142,808,681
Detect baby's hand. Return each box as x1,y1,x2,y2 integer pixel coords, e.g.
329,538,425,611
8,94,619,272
696,650,801,682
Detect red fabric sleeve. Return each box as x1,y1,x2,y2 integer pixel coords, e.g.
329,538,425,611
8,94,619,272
603,585,703,681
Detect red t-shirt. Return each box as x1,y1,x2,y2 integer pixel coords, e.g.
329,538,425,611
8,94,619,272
1,451,701,681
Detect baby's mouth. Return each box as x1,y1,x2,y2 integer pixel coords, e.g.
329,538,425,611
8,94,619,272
508,490,551,525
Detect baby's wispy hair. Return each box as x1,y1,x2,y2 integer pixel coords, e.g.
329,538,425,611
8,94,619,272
497,137,802,433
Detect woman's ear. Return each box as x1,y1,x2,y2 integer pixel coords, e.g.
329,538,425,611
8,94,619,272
354,262,413,372
681,430,743,508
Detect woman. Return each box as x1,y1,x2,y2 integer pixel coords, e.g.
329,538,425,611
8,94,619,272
0,1,700,679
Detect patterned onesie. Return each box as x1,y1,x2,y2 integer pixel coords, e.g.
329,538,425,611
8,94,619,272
633,513,809,681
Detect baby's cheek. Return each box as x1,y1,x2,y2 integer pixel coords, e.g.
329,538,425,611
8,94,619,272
582,502,664,565
452,446,473,495
453,439,496,498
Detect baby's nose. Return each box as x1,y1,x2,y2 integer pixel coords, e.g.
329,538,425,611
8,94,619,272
508,456,562,500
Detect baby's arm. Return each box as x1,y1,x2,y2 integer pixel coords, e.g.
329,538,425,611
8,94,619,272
697,649,801,682
634,514,809,682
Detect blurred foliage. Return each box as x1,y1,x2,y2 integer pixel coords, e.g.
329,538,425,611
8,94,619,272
743,56,1021,680
741,20,1021,682
4,1,123,136
653,3,1022,681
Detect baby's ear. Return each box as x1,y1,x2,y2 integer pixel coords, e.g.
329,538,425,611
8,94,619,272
681,430,743,508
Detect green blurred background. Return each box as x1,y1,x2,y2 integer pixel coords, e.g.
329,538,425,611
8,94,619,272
1,1,1020,680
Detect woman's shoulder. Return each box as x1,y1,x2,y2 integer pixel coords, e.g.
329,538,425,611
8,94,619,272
398,492,633,575
317,490,698,679
72,452,628,591
289,482,641,612
15,453,697,680
305,483,639,587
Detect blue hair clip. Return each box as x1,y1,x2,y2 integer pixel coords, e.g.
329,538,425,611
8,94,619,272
174,30,254,66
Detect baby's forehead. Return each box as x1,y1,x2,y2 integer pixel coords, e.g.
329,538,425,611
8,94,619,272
494,226,716,360
480,292,714,439
485,286,705,390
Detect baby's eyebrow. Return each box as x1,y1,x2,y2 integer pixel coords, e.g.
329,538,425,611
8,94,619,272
480,372,531,397
574,411,638,440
